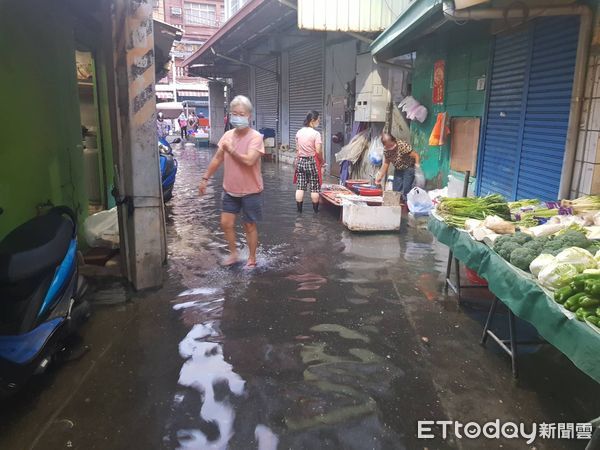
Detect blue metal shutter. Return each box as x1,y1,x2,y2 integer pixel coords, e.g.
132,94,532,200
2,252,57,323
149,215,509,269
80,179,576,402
478,28,531,199
478,17,579,201
517,17,579,200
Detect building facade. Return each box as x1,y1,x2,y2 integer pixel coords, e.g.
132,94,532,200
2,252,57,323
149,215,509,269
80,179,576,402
154,0,224,111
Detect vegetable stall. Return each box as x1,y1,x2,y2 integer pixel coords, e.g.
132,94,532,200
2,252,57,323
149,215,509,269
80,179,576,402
428,195,600,383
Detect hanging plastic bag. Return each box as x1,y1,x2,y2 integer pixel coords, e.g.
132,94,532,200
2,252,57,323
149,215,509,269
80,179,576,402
84,207,120,249
368,136,384,165
406,187,434,215
414,166,426,188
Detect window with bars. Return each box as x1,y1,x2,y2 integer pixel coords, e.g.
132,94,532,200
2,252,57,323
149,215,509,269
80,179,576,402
184,2,218,27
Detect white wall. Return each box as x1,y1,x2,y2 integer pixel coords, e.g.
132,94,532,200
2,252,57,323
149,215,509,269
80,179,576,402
324,39,358,168
572,52,600,197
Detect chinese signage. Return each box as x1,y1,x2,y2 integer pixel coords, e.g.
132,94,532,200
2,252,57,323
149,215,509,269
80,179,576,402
433,60,445,104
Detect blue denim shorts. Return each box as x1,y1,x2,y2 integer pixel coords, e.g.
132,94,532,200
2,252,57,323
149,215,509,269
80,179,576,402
222,192,263,223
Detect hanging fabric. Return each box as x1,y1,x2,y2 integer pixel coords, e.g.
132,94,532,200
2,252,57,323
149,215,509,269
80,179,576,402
429,112,450,146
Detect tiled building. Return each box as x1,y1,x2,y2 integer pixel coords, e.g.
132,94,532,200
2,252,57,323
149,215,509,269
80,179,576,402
154,0,225,113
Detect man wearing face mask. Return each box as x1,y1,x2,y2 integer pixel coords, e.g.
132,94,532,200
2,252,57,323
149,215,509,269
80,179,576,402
199,95,265,268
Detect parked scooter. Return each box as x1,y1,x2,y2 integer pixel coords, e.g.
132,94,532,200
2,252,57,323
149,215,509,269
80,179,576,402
159,138,178,202
0,206,90,396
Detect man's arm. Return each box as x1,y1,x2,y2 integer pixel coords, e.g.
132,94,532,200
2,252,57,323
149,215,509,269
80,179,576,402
411,150,421,167
223,139,263,167
199,148,225,195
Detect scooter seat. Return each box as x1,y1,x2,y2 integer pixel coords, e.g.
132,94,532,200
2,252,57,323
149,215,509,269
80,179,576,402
0,213,73,284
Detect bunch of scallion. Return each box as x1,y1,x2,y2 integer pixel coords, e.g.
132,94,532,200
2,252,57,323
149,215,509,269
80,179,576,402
561,195,600,213
514,208,559,228
437,194,511,228
507,199,540,210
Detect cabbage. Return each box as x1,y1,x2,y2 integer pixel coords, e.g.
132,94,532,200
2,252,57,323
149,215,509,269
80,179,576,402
555,247,597,272
537,262,578,291
595,249,600,263
529,254,556,278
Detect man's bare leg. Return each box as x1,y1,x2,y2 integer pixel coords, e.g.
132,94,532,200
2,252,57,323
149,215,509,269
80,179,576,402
221,212,238,265
243,222,258,267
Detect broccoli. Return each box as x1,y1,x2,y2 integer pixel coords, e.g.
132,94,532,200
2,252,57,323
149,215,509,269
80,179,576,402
523,239,544,254
556,230,590,249
493,235,515,252
512,232,532,245
498,242,521,260
542,239,564,254
587,242,600,255
510,248,538,271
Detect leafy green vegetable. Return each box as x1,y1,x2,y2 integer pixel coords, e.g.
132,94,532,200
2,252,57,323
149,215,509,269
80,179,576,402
437,195,511,228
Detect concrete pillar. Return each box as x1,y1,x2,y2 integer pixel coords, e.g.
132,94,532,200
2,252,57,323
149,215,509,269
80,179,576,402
112,0,165,290
249,66,256,126
209,81,225,145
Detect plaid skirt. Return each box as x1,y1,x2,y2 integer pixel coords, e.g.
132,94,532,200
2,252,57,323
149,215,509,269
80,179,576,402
295,157,320,193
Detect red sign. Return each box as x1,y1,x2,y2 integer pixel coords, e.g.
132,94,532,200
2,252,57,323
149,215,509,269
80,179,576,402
433,60,445,104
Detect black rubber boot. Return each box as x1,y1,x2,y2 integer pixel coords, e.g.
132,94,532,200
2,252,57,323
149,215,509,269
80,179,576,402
296,202,303,213
312,202,319,213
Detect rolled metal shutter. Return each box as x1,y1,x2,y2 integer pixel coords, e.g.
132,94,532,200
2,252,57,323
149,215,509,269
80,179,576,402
255,57,279,133
231,68,250,99
478,28,530,199
478,17,579,201
289,41,324,149
517,16,579,200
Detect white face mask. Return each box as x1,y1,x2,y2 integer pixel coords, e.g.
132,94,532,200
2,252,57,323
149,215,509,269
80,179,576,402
230,115,249,129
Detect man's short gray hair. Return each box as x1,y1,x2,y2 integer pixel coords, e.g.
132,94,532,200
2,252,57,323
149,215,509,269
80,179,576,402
230,95,253,114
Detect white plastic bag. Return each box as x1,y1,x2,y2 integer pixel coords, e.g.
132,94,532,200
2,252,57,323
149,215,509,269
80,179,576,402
414,166,425,188
368,136,384,165
84,207,120,249
406,187,433,215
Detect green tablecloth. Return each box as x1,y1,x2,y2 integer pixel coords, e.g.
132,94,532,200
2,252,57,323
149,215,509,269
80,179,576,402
428,216,600,383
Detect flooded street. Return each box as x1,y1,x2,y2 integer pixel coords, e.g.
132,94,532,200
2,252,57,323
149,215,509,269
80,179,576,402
1,144,599,450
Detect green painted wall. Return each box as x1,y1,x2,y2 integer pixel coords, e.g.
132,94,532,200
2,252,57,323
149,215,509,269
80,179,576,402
96,58,116,209
410,24,491,188
0,1,87,239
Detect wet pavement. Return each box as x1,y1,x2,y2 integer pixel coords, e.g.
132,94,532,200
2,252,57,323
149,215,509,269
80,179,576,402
1,143,599,450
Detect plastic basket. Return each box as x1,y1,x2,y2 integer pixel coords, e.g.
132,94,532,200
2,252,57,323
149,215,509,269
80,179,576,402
465,267,488,286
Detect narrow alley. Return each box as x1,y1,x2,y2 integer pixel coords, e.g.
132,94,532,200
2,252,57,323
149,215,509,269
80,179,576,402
1,145,599,450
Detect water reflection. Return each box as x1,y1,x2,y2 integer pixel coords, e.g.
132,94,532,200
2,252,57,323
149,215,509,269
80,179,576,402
163,144,447,448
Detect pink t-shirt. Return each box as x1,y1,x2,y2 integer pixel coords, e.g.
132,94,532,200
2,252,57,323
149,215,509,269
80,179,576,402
296,127,322,157
219,129,265,195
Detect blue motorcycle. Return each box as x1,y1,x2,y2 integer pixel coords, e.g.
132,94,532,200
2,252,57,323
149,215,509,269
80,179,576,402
0,206,90,396
159,138,178,202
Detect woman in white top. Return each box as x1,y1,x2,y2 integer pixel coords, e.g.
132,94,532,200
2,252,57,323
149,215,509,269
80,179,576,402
294,111,323,213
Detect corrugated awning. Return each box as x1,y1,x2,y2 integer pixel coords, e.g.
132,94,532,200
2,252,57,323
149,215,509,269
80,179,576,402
178,90,206,97
370,0,445,59
156,91,174,99
182,0,297,78
154,19,183,79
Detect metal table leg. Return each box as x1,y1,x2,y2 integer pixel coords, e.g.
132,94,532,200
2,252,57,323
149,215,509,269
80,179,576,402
481,297,544,379
508,310,518,379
